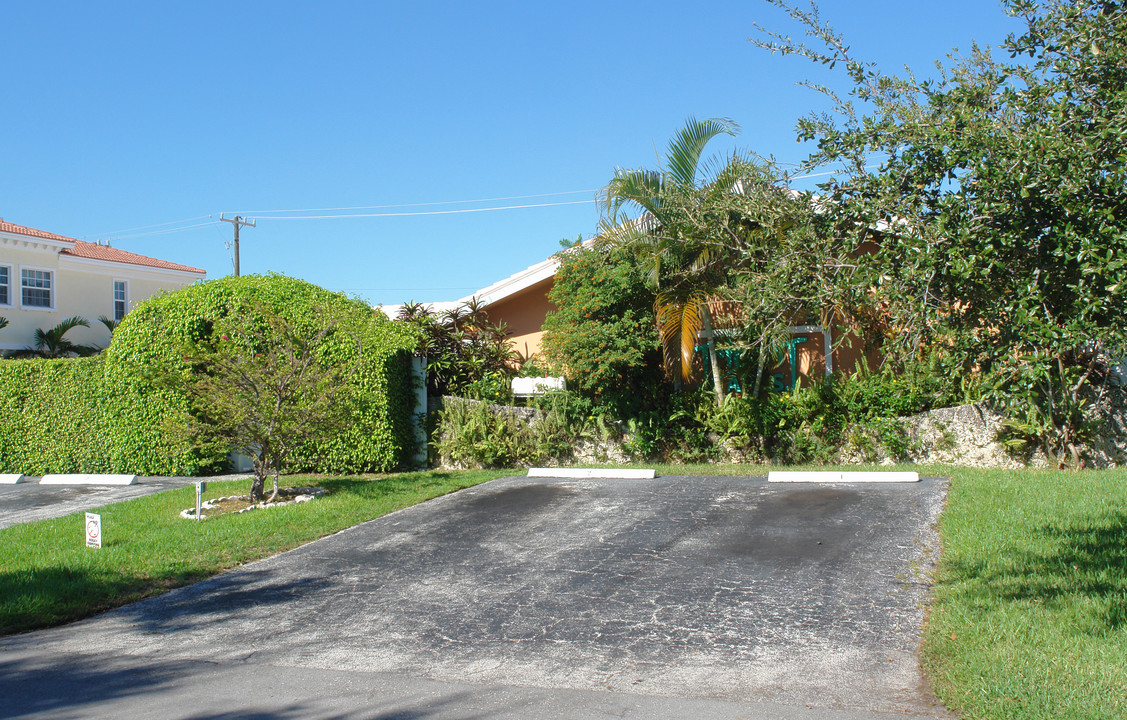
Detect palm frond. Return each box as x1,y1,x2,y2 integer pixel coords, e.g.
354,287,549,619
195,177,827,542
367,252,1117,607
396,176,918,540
599,168,664,223
48,316,91,337
666,117,739,189
98,316,120,334
656,289,710,383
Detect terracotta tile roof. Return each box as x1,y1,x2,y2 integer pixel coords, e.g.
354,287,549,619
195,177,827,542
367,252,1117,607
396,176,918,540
63,240,206,275
1,218,205,275
60,242,205,276
0,219,75,242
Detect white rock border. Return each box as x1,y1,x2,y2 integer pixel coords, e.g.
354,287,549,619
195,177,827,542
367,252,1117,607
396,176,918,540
180,487,326,520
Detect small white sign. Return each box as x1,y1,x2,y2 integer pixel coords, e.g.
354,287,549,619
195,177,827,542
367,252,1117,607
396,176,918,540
85,512,102,548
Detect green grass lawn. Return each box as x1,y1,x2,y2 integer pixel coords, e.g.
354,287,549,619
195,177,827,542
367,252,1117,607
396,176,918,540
0,469,507,635
920,467,1127,720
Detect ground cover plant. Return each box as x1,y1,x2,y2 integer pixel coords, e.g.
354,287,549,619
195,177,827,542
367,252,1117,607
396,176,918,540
0,469,506,635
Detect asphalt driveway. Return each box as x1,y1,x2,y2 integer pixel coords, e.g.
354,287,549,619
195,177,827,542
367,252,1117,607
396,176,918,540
1,474,953,719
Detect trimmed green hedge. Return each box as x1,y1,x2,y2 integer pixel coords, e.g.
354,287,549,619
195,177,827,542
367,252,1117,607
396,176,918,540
0,275,419,475
0,356,118,473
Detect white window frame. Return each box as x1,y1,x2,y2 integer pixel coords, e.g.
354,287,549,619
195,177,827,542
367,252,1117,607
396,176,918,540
0,263,11,307
113,279,129,321
19,265,55,311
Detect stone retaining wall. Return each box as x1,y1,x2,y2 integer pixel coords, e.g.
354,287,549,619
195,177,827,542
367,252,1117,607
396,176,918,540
898,386,1127,469
434,387,1127,469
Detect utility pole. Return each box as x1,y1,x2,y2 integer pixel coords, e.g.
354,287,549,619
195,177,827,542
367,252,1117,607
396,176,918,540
220,215,256,276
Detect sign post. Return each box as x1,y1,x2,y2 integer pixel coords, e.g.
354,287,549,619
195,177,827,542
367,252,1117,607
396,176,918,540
195,481,207,522
85,512,102,549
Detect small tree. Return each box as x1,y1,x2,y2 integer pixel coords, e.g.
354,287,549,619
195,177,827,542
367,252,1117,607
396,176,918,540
172,300,362,502
599,117,744,405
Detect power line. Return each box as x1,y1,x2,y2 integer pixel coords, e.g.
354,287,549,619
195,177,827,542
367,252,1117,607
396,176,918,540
251,199,594,220
83,215,216,239
228,189,600,216
111,220,221,240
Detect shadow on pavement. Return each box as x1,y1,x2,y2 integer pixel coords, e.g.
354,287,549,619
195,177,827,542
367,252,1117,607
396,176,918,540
0,653,191,718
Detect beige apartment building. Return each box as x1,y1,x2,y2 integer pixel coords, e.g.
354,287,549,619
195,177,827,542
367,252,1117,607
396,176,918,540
0,218,206,353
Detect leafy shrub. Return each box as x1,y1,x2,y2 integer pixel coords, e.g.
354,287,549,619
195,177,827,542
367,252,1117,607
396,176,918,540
0,357,117,473
434,392,623,469
540,242,664,419
693,353,960,464
0,274,419,475
434,398,540,469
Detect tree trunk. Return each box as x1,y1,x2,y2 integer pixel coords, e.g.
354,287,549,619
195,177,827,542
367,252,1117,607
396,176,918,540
751,331,768,400
268,468,280,503
701,305,726,406
249,473,266,502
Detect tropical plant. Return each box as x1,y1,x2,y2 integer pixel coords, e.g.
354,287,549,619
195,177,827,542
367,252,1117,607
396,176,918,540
598,117,743,405
6,316,101,359
396,300,521,400
597,119,837,406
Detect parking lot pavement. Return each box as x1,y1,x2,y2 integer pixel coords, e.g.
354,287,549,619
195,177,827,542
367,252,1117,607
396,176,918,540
0,475,250,530
1,474,955,719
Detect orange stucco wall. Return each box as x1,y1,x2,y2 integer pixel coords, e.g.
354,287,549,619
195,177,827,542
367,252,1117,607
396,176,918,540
480,273,883,386
481,277,556,360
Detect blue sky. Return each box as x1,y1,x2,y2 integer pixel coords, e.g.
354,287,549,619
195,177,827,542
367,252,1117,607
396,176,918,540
1,1,1023,307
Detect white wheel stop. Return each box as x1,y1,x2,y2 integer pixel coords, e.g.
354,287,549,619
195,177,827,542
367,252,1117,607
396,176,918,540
769,471,919,483
529,468,656,479
39,474,138,486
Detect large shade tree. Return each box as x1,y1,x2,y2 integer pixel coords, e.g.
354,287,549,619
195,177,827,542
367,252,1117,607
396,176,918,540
754,0,1127,466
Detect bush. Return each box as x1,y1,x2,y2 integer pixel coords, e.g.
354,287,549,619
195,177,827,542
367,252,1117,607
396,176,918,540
434,398,543,469
540,243,664,419
0,274,419,475
395,301,520,401
693,353,962,464
434,393,624,469
0,357,118,473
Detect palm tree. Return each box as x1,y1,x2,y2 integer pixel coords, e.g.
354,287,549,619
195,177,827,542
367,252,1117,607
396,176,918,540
598,117,748,405
98,315,120,335
6,316,101,359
